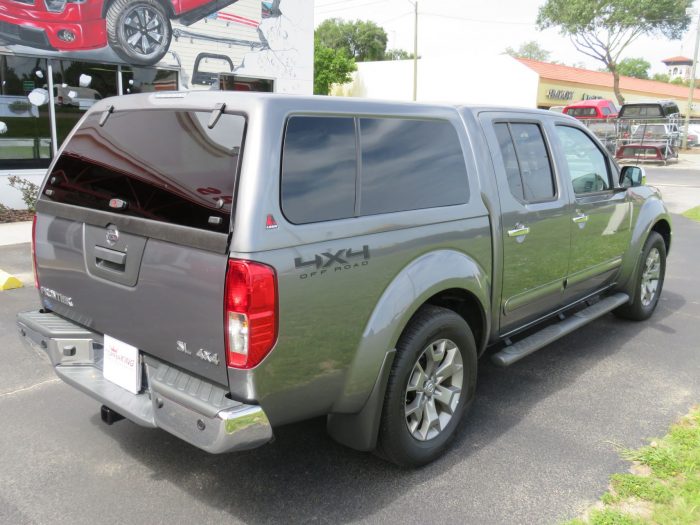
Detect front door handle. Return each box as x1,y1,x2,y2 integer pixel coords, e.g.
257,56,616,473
507,224,530,237
572,212,589,224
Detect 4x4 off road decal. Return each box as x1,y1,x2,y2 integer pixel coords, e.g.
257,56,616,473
295,245,370,279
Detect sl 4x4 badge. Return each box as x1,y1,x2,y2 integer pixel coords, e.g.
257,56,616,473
176,340,220,366
295,245,370,279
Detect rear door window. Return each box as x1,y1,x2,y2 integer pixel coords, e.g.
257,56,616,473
504,123,556,202
359,117,468,215
494,123,525,200
280,116,357,224
44,109,245,232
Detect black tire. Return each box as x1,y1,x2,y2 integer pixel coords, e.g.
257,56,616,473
106,0,172,66
376,305,477,467
614,231,666,321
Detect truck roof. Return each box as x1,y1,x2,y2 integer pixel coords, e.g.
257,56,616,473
86,91,563,120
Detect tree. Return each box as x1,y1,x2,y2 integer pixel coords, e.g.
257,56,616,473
617,57,651,79
504,40,552,62
671,76,688,86
384,48,416,60
314,37,356,95
315,19,388,62
653,72,671,83
537,0,693,105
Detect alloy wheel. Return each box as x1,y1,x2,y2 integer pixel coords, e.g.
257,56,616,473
404,338,463,441
121,6,167,57
640,247,661,307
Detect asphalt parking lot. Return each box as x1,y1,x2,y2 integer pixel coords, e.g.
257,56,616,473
1,169,699,524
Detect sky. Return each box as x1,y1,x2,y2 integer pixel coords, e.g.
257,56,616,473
314,0,700,75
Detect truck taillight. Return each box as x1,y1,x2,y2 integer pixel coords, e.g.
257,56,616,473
224,259,277,369
31,215,38,288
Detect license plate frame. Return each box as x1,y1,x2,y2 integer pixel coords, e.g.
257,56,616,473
103,334,142,394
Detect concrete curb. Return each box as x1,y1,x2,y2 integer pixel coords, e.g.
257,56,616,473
0,270,23,291
0,220,32,247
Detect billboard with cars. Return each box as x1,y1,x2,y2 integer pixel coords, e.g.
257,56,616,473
0,0,312,93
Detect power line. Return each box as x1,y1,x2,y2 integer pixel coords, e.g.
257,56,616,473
378,11,413,25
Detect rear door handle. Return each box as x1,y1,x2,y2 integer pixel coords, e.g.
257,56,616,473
507,224,530,237
572,212,589,224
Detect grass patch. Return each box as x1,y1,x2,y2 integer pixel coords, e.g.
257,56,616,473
681,206,700,223
566,406,700,525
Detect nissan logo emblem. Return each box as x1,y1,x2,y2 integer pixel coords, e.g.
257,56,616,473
106,226,119,246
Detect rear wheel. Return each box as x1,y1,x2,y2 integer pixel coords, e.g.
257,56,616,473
376,305,477,467
615,231,666,321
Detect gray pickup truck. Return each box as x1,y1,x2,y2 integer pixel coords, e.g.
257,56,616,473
17,92,670,467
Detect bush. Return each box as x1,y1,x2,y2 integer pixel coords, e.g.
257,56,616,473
7,175,39,212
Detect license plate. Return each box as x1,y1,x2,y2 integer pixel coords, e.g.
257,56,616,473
103,335,142,394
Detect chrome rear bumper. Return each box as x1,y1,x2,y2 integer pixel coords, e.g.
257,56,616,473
16,310,273,454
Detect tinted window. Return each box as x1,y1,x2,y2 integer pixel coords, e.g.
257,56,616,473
281,116,356,224
509,123,555,201
602,107,611,115
494,123,524,200
620,105,662,118
556,126,611,194
0,55,51,169
359,118,468,215
664,104,680,116
566,107,597,117
44,110,245,232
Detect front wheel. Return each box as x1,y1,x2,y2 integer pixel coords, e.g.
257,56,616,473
615,231,666,321
376,305,477,467
106,0,172,66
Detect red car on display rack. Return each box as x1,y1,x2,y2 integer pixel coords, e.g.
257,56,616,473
0,0,238,65
562,99,618,119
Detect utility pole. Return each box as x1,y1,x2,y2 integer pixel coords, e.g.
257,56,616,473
410,0,418,101
682,7,700,150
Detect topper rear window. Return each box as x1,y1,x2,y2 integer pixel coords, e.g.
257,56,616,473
42,109,245,232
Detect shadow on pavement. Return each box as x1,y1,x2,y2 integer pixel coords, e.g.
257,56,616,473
88,295,688,525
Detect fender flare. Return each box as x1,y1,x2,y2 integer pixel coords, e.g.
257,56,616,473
327,249,490,451
617,190,671,296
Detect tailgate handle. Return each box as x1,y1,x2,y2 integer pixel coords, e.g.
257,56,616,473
95,246,126,271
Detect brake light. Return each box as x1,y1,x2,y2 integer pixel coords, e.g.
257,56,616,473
31,215,38,288
224,259,277,369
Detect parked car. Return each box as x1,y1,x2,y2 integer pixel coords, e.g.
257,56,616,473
53,85,102,110
631,123,680,144
563,99,618,119
17,93,671,467
618,101,681,119
683,124,700,147
0,0,238,65
615,144,678,164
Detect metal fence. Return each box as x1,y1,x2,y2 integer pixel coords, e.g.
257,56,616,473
577,116,700,165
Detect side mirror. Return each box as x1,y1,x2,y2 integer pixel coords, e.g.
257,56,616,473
620,165,646,188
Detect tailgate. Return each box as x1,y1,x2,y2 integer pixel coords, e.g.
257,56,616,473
34,105,246,386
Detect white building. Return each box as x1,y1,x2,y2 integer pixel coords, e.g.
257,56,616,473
332,54,539,108
662,56,694,81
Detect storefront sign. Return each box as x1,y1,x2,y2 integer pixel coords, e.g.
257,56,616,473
546,89,575,101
